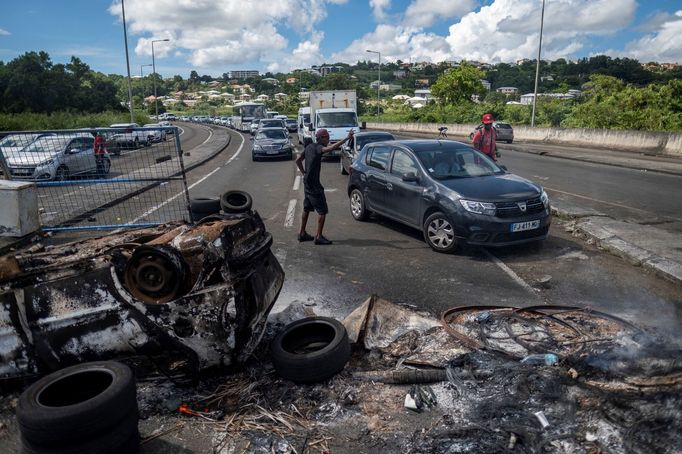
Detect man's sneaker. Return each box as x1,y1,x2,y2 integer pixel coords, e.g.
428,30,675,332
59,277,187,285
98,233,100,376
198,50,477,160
298,232,314,242
314,235,332,245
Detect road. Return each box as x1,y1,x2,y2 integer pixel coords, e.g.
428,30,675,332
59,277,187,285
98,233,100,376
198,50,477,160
169,123,681,336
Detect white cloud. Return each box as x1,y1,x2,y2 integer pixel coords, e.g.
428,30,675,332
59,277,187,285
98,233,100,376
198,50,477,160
403,0,476,28
370,0,391,20
445,0,637,63
107,0,345,71
0,28,10,36
616,10,682,63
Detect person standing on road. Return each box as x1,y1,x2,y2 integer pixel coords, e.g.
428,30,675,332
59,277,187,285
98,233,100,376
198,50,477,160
94,131,107,175
296,128,354,245
472,113,498,161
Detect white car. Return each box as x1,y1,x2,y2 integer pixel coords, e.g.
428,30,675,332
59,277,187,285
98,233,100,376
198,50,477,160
4,134,111,181
142,124,168,143
108,123,151,152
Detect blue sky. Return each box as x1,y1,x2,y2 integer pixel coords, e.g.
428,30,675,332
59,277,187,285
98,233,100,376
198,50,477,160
1,0,681,78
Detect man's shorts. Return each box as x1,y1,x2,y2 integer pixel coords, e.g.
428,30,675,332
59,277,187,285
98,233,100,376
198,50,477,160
303,190,328,215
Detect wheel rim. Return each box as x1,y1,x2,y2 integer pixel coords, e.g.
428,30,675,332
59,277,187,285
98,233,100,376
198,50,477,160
427,217,454,248
350,192,363,218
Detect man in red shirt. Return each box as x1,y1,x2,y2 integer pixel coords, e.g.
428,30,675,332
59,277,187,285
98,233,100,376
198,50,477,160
94,131,107,176
472,113,497,161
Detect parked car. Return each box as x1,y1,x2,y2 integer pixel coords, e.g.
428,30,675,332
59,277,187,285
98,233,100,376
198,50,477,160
340,131,395,176
143,123,168,143
285,118,298,133
469,122,514,144
347,140,550,253
257,118,287,132
3,134,111,181
0,133,55,154
251,128,294,161
108,123,150,153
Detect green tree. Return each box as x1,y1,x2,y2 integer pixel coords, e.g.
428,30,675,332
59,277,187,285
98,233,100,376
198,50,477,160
431,63,485,104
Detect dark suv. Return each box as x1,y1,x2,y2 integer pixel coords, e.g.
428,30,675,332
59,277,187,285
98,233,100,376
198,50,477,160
347,140,551,253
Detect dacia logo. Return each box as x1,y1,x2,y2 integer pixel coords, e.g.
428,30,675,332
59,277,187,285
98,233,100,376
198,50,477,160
517,201,527,212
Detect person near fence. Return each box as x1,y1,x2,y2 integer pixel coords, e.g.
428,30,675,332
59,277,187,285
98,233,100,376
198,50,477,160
94,131,107,176
296,128,353,245
472,113,498,161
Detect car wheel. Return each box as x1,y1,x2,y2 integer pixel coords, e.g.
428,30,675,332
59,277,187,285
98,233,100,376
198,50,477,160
340,158,348,175
423,212,458,253
220,190,253,214
55,166,70,181
190,197,221,221
349,188,370,221
16,361,137,447
270,317,351,384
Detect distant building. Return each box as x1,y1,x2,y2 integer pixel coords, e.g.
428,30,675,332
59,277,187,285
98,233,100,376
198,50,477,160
496,86,518,96
480,80,491,91
415,78,430,87
286,77,298,84
393,70,407,79
379,83,402,91
256,94,270,102
414,89,432,100
311,65,344,76
274,93,288,101
520,91,581,105
229,70,259,79
262,77,279,85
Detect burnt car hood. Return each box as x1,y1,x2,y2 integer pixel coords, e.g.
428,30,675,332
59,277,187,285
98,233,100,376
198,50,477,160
0,213,284,382
438,173,542,202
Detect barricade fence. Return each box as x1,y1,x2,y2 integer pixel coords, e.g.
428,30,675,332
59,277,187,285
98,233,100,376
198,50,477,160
0,126,192,231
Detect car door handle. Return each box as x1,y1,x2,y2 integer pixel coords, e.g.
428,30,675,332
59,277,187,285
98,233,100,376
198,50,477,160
386,182,393,191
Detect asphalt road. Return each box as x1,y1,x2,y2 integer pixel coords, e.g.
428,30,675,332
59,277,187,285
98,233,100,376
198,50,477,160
173,124,682,336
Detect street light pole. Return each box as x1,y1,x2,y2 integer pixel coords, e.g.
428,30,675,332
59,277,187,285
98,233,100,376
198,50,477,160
140,63,152,103
151,38,169,118
531,0,546,127
366,50,381,117
121,0,134,123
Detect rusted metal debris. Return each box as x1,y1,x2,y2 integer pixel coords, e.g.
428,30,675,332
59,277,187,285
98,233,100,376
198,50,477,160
0,212,284,382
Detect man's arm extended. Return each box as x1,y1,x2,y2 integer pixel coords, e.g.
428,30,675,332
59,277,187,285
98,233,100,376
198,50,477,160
321,131,354,155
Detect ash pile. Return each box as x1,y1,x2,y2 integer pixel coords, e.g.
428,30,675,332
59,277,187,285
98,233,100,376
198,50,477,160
132,297,681,454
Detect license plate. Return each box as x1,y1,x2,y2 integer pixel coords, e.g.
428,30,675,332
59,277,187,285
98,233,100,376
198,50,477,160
267,150,279,154
510,220,540,232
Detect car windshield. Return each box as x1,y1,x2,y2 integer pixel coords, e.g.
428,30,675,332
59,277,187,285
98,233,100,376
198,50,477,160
261,120,283,128
317,112,357,128
238,105,266,118
0,134,36,148
416,147,503,179
256,130,287,140
302,114,311,124
496,123,512,129
356,134,394,150
23,137,71,154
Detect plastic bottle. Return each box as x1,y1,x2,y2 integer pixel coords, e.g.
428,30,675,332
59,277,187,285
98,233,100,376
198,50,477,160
520,353,559,366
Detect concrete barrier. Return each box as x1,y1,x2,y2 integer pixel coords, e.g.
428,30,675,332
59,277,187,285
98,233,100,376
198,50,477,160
368,122,682,157
0,180,39,237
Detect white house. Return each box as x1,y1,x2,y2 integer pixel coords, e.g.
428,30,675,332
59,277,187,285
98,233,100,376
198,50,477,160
414,89,432,100
256,94,270,102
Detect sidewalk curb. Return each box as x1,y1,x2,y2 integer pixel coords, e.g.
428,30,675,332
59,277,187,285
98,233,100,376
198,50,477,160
552,205,682,286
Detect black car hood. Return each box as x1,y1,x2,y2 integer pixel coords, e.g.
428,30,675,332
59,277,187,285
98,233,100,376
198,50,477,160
439,173,541,201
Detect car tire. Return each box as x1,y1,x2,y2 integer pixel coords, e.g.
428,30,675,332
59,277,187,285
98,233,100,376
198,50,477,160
340,158,348,175
20,414,139,454
100,159,111,177
16,361,137,447
270,317,351,384
55,166,69,181
190,198,221,221
133,138,139,149
220,190,253,214
423,212,458,253
349,188,370,221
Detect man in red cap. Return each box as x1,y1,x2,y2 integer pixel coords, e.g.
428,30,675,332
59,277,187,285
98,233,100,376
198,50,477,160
472,113,497,161
295,128,354,245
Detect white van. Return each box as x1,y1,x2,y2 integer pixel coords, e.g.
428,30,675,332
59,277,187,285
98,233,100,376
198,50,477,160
297,107,312,145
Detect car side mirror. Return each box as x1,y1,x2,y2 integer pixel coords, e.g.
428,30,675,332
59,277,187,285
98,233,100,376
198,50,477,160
402,171,419,183
68,148,80,154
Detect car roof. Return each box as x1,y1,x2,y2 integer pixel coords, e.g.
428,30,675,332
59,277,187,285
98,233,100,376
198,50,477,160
354,131,395,138
362,139,471,152
257,127,288,132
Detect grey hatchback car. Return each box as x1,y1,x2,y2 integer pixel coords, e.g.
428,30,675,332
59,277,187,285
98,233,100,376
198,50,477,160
347,140,550,252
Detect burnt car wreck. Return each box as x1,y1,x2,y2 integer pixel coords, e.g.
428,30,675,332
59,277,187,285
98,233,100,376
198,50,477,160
0,212,284,383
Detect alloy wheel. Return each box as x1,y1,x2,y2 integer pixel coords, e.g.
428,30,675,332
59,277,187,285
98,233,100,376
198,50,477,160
427,217,454,249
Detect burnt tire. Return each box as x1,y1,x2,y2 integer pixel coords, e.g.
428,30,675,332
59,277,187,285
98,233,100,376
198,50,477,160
270,317,351,384
20,414,139,454
220,190,253,214
17,361,137,448
190,197,221,221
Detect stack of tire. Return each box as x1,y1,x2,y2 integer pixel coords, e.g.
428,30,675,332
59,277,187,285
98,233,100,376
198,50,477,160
190,190,253,222
16,361,139,454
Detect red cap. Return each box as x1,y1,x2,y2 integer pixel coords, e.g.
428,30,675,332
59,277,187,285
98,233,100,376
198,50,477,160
482,113,494,124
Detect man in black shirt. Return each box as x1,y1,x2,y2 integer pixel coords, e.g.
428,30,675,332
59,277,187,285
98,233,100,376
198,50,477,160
295,128,354,245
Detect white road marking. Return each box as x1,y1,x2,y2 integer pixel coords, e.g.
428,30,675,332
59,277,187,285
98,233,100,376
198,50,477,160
200,126,214,145
483,249,538,296
119,133,245,229
284,199,297,228
293,175,301,191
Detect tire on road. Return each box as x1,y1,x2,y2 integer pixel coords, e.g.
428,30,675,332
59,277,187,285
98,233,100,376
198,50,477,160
270,317,351,384
423,211,458,253
349,188,370,221
190,197,221,221
16,361,138,447
220,190,253,214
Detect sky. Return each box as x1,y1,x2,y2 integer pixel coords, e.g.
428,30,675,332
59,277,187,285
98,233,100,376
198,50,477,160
0,0,681,78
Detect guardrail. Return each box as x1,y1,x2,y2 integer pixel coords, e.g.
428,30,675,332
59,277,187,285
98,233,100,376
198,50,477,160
0,127,191,231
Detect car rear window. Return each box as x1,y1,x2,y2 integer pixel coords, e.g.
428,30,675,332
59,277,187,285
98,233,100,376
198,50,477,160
367,146,391,170
496,123,512,129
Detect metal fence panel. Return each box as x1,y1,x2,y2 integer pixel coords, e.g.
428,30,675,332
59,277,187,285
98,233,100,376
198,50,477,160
0,127,191,231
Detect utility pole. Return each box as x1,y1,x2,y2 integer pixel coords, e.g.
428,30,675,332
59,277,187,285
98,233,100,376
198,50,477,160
152,38,170,118
366,50,381,117
531,0,546,127
121,0,134,123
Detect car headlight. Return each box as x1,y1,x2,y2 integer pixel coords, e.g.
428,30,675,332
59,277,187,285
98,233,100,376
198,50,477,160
541,190,549,207
39,159,54,166
253,145,263,151
459,199,496,216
